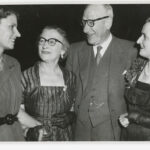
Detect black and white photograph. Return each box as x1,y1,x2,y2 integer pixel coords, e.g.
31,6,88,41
0,0,150,149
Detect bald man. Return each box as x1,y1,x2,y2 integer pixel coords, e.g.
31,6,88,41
66,4,137,141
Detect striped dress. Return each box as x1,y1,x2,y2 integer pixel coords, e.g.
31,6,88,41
21,62,76,141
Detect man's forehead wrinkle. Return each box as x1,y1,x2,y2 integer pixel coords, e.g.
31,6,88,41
84,6,106,19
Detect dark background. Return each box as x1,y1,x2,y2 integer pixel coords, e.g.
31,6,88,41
3,4,150,70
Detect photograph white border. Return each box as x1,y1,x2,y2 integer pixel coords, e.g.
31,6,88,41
0,1,150,150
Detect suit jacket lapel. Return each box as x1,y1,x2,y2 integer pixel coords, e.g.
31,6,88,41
109,36,124,80
78,43,94,92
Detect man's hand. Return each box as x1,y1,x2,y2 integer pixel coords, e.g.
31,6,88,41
51,112,75,129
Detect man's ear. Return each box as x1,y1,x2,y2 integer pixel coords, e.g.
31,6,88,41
61,49,65,55
105,17,113,30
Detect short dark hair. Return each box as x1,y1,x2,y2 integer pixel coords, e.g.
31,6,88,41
0,6,19,21
146,17,150,23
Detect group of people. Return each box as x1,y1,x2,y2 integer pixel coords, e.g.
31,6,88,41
1,4,150,141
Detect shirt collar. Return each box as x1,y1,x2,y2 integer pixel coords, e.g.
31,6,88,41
93,33,112,57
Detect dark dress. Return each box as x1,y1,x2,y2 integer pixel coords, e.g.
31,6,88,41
122,81,150,140
21,62,76,141
0,54,24,141
121,57,150,141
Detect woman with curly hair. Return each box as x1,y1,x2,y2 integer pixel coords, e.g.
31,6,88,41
119,17,150,141
20,25,76,141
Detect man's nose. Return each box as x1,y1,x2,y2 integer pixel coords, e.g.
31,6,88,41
83,23,91,34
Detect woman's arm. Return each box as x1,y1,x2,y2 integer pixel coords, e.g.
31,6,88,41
119,111,150,129
18,105,41,129
128,111,150,129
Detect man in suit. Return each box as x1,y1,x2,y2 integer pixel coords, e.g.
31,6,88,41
66,4,137,141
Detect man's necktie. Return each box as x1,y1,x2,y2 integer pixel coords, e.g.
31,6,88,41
95,46,102,65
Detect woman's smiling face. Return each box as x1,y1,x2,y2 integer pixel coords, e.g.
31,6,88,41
0,14,21,51
38,28,64,62
137,22,150,59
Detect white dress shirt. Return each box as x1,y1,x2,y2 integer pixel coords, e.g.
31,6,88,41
93,33,112,57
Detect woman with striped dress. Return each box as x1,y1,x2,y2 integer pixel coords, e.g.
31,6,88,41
21,25,76,141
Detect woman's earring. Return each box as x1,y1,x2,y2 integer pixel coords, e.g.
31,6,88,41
61,53,64,59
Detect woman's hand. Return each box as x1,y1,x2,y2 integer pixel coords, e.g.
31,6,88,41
119,113,129,128
18,107,41,128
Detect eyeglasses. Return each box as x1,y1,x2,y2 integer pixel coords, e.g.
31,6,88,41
81,16,109,27
39,37,63,46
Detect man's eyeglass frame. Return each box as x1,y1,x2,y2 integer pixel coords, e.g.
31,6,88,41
81,16,109,27
39,37,64,46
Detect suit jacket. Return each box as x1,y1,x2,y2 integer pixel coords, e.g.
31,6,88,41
66,35,137,140
0,54,24,141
